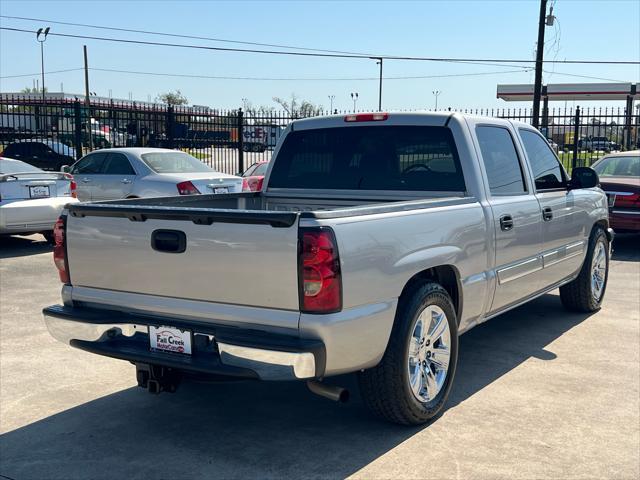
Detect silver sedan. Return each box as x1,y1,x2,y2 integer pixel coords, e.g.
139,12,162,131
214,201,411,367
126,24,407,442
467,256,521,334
66,148,243,201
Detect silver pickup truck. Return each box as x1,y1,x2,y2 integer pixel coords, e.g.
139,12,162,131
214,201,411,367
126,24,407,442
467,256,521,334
44,112,612,425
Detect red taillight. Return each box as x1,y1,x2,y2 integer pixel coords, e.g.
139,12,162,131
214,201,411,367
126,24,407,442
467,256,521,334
64,173,77,198
177,181,200,195
254,177,264,191
614,192,640,207
299,228,341,313
242,178,250,191
344,113,389,122
53,216,69,284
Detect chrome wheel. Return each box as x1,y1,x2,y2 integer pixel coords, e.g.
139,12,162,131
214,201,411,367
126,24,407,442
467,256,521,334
591,239,607,302
407,305,451,403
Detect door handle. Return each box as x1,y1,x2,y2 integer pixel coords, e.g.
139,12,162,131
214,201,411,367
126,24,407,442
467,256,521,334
499,214,514,231
121,178,132,184
543,207,553,221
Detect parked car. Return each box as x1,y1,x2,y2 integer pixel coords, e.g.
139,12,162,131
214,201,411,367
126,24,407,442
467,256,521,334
1,140,76,171
241,161,269,191
578,136,619,153
592,151,640,232
66,148,243,201
0,157,78,241
44,112,611,425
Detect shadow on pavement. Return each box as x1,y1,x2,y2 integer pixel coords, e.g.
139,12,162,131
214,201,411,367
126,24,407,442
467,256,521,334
0,293,594,479
0,234,51,259
611,233,639,262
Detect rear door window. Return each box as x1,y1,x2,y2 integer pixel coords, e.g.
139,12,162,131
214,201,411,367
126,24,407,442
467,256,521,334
101,153,136,175
476,126,527,195
268,126,465,192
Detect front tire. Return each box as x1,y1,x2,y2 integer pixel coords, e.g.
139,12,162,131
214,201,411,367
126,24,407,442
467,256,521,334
358,282,458,425
559,226,609,312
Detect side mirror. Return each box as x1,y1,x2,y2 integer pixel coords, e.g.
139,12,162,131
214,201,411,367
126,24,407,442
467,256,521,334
61,165,71,173
570,167,599,189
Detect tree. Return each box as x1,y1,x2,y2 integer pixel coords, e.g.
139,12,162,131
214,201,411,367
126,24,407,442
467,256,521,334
21,86,48,94
156,90,189,106
272,93,320,118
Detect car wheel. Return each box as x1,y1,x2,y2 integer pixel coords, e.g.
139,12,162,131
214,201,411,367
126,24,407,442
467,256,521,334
560,226,609,312
358,281,458,425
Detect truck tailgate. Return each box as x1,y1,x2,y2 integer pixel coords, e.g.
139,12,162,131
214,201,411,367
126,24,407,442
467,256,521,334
65,207,301,311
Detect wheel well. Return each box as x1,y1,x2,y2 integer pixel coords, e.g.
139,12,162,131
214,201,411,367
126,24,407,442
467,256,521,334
593,219,611,241
125,195,139,199
399,265,462,319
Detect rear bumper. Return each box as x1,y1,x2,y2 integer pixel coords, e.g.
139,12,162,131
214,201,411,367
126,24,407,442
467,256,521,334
609,210,640,233
0,197,78,234
43,305,325,381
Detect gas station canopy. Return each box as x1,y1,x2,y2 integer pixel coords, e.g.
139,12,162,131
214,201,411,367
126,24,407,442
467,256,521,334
497,83,639,101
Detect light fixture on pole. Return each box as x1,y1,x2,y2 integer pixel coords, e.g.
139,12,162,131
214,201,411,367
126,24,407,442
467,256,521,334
432,90,442,110
36,27,50,106
328,95,335,113
350,92,359,112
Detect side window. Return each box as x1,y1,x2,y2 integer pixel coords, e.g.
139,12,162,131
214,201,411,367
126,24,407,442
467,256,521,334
476,126,527,195
72,153,107,174
101,153,136,175
519,129,566,190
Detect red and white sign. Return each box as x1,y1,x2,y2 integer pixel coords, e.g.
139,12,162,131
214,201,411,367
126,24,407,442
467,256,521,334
149,325,192,355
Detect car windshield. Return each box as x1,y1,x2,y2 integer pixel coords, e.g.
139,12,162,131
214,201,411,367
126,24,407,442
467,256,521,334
593,156,640,177
0,158,43,174
141,151,213,173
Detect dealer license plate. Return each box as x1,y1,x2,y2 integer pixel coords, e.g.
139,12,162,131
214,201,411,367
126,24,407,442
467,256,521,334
29,185,50,198
149,325,192,355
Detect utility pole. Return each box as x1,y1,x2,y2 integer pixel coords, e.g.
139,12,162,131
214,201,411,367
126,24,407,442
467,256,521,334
36,27,49,105
532,0,548,129
84,45,93,150
350,92,359,112
328,95,335,113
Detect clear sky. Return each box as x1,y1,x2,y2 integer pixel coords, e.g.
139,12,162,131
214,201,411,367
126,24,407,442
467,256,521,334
1,0,639,111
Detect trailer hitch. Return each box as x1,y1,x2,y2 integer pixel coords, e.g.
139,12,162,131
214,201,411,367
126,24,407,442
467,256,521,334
136,363,181,394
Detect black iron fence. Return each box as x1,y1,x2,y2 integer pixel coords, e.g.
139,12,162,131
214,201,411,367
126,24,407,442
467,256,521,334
1,94,638,174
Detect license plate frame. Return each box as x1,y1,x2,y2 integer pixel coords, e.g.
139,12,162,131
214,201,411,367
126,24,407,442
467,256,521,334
149,325,192,355
213,187,229,194
29,185,50,198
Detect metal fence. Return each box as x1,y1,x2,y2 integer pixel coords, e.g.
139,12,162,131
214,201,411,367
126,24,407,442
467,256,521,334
1,94,638,174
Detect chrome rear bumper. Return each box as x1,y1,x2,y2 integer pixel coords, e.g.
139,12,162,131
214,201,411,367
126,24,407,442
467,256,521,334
43,305,323,381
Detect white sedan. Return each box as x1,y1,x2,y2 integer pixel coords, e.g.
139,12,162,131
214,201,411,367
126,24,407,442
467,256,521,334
66,148,243,201
0,157,79,241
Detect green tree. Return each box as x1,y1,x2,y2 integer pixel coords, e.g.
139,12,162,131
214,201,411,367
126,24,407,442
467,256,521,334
156,90,189,106
21,86,48,94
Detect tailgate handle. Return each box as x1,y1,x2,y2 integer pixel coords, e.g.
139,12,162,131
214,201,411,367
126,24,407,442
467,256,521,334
151,229,187,253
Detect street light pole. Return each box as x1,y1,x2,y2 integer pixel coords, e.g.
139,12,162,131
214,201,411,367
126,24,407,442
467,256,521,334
374,57,383,111
36,27,49,106
432,90,442,110
350,92,359,112
328,95,335,113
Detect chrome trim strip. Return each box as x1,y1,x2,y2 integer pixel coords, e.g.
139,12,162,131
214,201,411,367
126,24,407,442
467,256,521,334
497,256,543,285
217,343,316,380
603,191,635,196
543,240,585,268
611,209,640,215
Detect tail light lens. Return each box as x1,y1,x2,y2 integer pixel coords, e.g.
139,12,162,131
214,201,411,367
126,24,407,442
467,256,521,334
614,192,640,208
242,178,250,191
53,216,70,284
177,181,200,195
64,173,77,198
344,113,388,122
254,177,264,191
299,228,341,313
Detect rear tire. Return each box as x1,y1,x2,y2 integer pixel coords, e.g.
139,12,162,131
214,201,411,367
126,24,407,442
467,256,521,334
358,282,458,425
559,226,609,312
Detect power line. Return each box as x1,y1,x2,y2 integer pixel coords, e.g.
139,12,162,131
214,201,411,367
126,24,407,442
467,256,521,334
0,68,83,79
0,14,374,56
1,26,638,65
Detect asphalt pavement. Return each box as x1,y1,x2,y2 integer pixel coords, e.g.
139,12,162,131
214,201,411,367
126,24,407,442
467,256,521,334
1,233,638,479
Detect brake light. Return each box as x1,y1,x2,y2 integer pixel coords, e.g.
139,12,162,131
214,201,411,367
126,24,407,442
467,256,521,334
177,181,200,195
344,113,389,122
64,173,77,198
614,192,640,207
53,216,69,284
242,178,250,191
254,177,264,191
299,228,342,313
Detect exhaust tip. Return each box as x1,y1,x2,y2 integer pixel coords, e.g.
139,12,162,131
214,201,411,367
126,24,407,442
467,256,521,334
307,380,349,403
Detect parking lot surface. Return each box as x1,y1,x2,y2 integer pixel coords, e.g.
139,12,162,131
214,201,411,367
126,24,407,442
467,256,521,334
1,234,638,479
